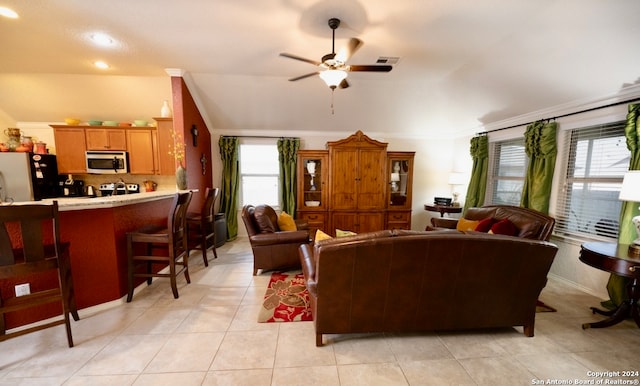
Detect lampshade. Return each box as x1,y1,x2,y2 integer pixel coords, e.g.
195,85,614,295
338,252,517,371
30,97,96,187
619,171,640,202
319,70,347,89
448,172,466,186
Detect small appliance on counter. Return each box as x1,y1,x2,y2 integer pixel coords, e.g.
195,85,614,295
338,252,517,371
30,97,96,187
99,182,140,196
59,174,84,197
0,152,60,202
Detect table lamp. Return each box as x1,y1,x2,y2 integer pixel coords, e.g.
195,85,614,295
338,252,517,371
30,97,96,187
619,170,640,249
448,172,466,207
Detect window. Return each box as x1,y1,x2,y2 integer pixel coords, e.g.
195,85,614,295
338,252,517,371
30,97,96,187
555,121,629,239
239,142,280,208
487,138,528,206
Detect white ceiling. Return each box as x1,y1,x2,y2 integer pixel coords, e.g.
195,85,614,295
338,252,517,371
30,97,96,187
1,0,639,138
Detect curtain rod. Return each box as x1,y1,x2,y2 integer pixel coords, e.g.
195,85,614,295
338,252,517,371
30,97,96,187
481,96,640,135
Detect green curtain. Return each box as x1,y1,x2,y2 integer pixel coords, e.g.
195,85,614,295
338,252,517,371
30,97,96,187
277,138,300,217
218,136,240,241
463,135,489,213
520,120,557,214
606,103,640,307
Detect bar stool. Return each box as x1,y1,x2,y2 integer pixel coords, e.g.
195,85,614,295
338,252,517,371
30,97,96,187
126,191,193,301
187,187,220,266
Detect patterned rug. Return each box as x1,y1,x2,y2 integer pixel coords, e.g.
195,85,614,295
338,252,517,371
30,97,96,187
258,272,313,323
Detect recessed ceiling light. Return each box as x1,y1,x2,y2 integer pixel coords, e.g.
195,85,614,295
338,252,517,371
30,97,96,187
94,61,110,69
89,32,115,47
0,7,19,18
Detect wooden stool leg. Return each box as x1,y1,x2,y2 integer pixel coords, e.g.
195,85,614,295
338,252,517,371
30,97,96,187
126,234,135,302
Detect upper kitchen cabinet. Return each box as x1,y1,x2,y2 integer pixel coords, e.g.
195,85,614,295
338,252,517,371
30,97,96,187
154,118,177,175
51,126,87,174
126,119,175,175
85,128,127,150
126,128,157,174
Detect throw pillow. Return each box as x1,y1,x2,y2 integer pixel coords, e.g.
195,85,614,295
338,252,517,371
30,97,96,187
488,218,518,236
456,218,480,232
475,217,496,232
315,229,332,242
277,212,297,231
336,229,357,237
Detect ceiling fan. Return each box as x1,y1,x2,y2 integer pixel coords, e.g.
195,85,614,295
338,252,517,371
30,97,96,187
280,18,392,90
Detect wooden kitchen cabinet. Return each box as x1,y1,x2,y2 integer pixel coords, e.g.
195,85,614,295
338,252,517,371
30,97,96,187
154,118,177,175
126,119,176,175
51,126,87,174
126,128,157,174
85,128,127,150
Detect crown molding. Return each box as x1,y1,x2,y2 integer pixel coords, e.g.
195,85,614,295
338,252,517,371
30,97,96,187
477,84,640,133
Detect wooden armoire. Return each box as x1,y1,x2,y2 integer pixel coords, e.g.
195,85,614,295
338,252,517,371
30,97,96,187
296,131,414,236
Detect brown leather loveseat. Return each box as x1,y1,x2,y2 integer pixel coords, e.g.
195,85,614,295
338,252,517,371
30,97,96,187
241,204,310,275
429,205,556,241
299,229,558,346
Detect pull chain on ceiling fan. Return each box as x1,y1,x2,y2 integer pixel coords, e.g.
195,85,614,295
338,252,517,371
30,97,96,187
280,17,393,90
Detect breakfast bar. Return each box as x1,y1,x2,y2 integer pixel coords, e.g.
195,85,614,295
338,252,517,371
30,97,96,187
1,192,178,330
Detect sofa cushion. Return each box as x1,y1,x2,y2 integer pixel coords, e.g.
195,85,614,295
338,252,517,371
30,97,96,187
336,229,357,237
488,218,517,236
253,205,278,233
277,212,297,231
315,229,332,242
475,217,496,232
456,218,480,231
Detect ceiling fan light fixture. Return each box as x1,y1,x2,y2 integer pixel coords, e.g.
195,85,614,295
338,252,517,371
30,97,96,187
319,69,347,89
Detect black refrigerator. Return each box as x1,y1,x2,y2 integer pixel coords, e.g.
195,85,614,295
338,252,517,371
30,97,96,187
0,152,60,202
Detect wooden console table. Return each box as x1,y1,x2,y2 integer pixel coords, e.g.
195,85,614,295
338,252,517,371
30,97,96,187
579,242,640,329
424,204,462,217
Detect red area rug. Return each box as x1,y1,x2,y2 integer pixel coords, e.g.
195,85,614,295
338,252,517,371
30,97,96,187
258,272,313,323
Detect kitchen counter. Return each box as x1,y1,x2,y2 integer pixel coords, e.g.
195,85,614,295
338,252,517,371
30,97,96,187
37,190,187,211
1,191,184,331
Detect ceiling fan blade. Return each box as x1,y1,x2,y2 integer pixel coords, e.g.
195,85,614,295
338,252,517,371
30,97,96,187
288,72,320,81
335,38,363,63
279,53,321,66
348,65,393,72
339,79,349,89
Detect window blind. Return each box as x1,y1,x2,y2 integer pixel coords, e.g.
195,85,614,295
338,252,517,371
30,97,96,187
555,121,628,239
487,138,527,206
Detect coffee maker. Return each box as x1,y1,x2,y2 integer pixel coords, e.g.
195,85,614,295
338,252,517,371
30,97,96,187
59,174,84,197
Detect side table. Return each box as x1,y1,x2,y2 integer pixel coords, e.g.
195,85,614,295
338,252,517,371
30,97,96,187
424,204,462,218
579,242,640,329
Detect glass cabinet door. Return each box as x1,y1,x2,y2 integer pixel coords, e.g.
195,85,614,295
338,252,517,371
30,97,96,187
297,151,328,210
388,153,414,210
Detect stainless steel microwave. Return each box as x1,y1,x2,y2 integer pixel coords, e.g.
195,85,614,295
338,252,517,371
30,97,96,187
85,151,129,174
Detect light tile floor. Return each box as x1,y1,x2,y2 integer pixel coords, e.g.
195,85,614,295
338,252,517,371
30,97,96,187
1,238,640,385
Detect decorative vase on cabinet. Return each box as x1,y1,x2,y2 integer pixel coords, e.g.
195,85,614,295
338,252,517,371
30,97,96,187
161,100,172,118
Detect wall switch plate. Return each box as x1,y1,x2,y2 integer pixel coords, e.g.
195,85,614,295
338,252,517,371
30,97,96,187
15,283,30,297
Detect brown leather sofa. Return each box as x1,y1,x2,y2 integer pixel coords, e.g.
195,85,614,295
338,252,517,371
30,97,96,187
429,205,556,241
241,204,310,275
299,229,558,346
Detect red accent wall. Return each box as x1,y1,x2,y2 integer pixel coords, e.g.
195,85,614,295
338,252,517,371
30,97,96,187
171,77,213,212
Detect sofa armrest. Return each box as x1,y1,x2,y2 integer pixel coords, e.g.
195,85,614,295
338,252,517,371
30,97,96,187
298,244,317,295
430,217,458,229
250,230,310,246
